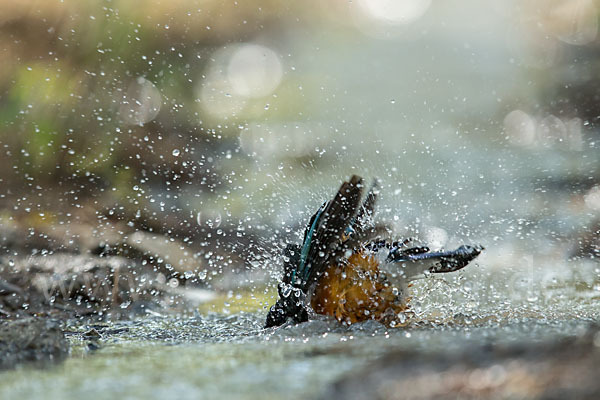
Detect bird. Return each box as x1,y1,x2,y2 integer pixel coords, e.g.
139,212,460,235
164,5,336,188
265,175,483,328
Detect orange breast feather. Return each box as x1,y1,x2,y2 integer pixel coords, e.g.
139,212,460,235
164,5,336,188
310,251,410,326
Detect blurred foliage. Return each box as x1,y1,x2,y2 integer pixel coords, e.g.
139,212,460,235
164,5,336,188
1,0,599,255
0,0,303,233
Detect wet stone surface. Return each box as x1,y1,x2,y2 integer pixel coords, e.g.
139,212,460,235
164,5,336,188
0,254,188,320
325,323,600,400
2,314,599,400
0,319,69,370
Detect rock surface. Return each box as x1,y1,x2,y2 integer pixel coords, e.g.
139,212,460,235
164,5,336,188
0,318,69,370
326,324,600,400
0,255,183,319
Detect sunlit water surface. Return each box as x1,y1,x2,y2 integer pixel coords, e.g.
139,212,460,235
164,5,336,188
1,253,597,400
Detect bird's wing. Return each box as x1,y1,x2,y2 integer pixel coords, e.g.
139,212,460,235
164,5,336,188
294,175,364,291
384,244,483,281
346,179,382,244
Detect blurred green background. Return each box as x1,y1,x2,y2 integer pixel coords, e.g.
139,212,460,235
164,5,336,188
1,0,599,273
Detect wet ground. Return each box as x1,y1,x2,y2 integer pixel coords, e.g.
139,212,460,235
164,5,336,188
1,207,598,399
1,240,599,399
0,319,69,370
0,312,599,400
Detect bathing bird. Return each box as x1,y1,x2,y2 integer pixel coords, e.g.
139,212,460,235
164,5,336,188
265,175,483,328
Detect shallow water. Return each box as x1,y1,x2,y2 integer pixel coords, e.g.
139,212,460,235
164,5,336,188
0,319,589,400
0,320,595,400
1,261,597,400
1,236,598,399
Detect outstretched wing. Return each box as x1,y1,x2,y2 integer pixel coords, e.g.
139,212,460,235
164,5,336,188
386,244,484,281
344,179,385,247
292,175,364,291
266,175,366,328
